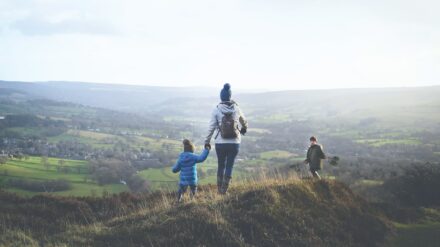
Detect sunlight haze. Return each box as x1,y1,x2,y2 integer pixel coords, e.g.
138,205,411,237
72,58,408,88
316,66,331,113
0,0,439,90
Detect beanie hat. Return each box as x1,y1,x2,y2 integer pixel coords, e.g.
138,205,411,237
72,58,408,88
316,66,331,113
183,139,195,153
220,83,231,102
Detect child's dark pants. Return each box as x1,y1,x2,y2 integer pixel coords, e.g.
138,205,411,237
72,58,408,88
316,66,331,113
177,184,197,201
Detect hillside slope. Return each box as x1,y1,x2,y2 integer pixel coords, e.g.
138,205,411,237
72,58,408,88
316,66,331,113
0,179,392,246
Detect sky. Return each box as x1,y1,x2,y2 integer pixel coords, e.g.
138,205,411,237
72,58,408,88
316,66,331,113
0,0,439,90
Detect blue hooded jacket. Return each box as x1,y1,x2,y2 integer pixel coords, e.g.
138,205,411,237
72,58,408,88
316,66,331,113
172,149,209,186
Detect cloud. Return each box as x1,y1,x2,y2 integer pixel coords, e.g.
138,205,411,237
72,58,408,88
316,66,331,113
11,16,118,36
0,0,120,36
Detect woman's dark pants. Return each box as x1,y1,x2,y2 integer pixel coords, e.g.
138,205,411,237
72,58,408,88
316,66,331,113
215,143,240,178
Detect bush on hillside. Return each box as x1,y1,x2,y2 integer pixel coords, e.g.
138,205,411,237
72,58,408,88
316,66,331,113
126,174,150,193
383,162,440,207
90,159,135,185
6,178,72,192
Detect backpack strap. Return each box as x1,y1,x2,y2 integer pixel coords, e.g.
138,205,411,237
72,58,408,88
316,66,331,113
214,128,221,139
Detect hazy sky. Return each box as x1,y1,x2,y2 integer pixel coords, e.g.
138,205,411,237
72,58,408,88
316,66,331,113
0,0,439,90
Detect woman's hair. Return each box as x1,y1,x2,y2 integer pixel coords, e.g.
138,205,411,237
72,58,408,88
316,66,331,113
183,139,195,153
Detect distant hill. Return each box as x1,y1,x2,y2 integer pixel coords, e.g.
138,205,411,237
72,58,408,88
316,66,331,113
2,80,440,128
0,81,440,129
0,178,392,246
154,86,440,130
0,80,218,113
239,86,440,122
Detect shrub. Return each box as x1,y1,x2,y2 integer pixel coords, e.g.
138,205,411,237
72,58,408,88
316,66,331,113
6,179,72,192
90,159,136,185
383,162,440,207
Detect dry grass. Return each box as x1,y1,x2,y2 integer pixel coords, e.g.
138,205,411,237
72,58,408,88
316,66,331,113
0,174,393,246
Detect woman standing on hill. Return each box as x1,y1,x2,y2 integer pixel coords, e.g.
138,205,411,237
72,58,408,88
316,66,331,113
205,83,248,194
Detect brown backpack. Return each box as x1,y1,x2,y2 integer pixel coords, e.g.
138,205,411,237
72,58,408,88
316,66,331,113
219,111,239,139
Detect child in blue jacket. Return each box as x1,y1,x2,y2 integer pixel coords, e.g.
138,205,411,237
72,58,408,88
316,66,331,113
172,139,210,202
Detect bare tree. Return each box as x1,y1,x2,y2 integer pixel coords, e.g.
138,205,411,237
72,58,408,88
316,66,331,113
58,159,66,173
41,156,50,170
0,156,8,165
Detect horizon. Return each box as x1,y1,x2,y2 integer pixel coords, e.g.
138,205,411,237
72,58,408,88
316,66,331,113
2,80,440,93
0,0,439,90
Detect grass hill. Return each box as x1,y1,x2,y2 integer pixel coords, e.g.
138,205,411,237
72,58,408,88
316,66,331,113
0,178,392,246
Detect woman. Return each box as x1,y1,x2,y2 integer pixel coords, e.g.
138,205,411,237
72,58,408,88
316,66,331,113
205,83,248,194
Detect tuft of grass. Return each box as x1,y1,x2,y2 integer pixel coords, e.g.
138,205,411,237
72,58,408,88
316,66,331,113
0,230,39,247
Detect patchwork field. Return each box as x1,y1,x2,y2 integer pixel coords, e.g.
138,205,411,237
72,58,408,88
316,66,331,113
0,156,128,197
0,155,252,195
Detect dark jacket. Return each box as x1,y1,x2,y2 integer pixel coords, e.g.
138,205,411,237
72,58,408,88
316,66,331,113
305,144,326,170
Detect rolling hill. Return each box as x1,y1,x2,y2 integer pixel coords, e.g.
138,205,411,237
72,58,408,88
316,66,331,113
2,81,440,128
0,178,392,247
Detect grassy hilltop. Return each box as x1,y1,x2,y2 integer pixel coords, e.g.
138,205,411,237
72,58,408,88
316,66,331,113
0,178,392,247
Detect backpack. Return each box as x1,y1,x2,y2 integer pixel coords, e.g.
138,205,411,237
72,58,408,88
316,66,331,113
219,111,239,139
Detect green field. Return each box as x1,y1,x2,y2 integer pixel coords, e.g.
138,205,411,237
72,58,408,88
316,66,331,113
260,150,298,159
356,138,421,147
0,155,251,196
45,129,183,154
138,156,250,190
389,222,440,247
0,156,128,197
47,129,126,149
356,179,384,186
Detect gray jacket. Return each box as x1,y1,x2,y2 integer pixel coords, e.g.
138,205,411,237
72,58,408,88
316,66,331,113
205,101,248,144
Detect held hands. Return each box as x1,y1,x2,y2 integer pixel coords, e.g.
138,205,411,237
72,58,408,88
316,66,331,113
204,143,211,150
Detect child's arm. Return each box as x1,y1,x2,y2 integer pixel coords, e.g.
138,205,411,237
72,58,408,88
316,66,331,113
172,158,181,173
195,149,209,163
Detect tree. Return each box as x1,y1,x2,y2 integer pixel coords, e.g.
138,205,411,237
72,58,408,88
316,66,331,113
383,162,440,207
0,156,8,165
90,159,135,185
58,160,67,173
58,159,65,166
41,156,50,170
126,174,150,193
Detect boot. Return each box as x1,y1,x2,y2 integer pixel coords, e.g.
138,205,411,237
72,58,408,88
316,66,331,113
177,192,183,203
220,176,232,194
311,171,321,179
190,186,197,200
217,176,223,194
